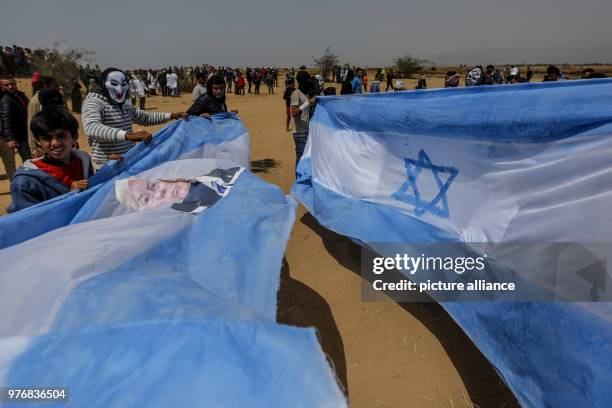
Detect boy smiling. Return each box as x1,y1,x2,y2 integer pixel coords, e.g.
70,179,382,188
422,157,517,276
8,106,94,213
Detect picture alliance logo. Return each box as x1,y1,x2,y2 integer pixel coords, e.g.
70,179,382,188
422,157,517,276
371,253,488,275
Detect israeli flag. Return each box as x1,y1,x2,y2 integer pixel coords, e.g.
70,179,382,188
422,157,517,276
0,114,250,250
293,79,612,407
0,158,346,407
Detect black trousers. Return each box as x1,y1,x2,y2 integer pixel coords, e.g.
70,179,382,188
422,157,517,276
15,137,31,162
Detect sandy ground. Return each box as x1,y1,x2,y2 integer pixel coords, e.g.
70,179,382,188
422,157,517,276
0,78,519,408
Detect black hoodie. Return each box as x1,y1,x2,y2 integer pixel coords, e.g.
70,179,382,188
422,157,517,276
187,76,227,116
295,70,312,97
38,89,64,107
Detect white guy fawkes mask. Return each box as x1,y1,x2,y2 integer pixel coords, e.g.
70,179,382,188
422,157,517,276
104,70,129,105
465,66,483,87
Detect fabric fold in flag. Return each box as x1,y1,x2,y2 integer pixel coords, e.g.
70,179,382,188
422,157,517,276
292,79,612,408
0,158,346,407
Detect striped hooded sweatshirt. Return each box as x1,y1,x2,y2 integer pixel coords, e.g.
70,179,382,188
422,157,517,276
82,92,171,169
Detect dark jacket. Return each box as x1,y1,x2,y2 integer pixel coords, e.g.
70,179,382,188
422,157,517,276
7,150,93,213
0,90,29,142
171,182,221,213
187,94,227,116
187,76,228,116
340,81,353,95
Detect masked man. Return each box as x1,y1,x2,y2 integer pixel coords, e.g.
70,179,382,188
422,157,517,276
82,68,187,170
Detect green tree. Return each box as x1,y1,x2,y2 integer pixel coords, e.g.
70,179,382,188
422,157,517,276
393,55,431,78
313,47,339,81
30,42,95,90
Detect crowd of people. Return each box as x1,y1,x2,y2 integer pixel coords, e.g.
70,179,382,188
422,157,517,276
1,43,610,213
0,45,37,76
76,65,282,111
444,64,607,88
325,66,426,94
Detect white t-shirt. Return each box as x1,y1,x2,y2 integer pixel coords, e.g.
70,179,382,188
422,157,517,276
192,84,207,101
289,89,310,134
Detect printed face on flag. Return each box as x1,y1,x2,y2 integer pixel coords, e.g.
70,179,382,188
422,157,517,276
116,178,192,210
115,167,245,213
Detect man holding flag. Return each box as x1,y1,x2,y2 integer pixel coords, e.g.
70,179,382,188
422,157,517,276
82,67,187,170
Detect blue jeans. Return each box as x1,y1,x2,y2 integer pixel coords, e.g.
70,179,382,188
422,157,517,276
293,132,308,176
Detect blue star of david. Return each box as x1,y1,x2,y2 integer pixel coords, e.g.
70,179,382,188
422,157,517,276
391,149,459,218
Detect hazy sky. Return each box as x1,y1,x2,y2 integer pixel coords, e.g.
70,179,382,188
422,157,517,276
2,0,611,69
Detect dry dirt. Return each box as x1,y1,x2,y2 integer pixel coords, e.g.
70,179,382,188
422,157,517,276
0,77,522,408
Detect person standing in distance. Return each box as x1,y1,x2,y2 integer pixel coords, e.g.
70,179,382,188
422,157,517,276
0,74,30,178
290,69,316,176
